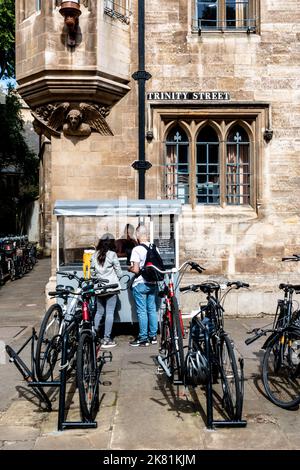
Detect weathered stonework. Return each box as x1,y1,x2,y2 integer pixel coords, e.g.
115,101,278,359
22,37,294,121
16,1,300,315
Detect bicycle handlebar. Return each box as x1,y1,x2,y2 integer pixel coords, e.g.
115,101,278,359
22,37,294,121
282,254,300,262
179,283,202,293
57,271,109,284
146,260,205,275
95,283,119,293
189,261,205,274
227,281,250,289
180,280,249,293
49,282,119,298
245,328,268,345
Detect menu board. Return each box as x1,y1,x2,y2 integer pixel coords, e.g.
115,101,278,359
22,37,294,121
154,238,175,268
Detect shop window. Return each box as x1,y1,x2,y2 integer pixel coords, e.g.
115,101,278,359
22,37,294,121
226,125,250,205
193,0,257,33
196,126,220,204
165,126,189,204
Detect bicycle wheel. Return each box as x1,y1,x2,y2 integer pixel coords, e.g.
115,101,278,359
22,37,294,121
217,334,242,419
9,259,16,281
35,304,63,381
77,331,100,421
171,296,185,381
159,315,175,380
262,331,300,409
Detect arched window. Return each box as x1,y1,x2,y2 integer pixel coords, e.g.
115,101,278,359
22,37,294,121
226,125,250,205
165,126,189,203
196,126,219,204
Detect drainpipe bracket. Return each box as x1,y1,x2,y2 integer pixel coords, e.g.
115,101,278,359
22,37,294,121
132,71,152,81
131,160,152,171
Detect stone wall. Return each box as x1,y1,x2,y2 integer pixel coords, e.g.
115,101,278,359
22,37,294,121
139,0,300,314
16,1,300,315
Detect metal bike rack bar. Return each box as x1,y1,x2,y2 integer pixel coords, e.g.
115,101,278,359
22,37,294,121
204,329,247,429
6,325,110,431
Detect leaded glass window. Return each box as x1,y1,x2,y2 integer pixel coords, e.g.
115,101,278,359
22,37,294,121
165,127,189,204
196,126,220,204
226,126,250,205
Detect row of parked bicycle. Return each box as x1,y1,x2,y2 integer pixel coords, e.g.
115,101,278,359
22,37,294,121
7,255,300,429
0,235,38,284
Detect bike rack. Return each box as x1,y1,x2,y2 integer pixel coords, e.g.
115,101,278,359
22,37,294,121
204,329,247,429
6,326,112,431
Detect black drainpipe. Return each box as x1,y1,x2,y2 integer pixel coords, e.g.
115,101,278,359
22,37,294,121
132,0,152,199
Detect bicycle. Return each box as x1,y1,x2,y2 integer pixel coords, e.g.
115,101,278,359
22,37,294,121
246,255,300,409
147,261,205,384
180,280,249,423
35,276,85,381
75,275,118,421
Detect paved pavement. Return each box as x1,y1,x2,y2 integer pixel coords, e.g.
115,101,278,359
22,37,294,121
0,259,299,450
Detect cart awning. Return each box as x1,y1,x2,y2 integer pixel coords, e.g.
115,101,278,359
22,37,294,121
53,199,183,216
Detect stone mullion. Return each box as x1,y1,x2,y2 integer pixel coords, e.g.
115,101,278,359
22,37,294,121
219,0,226,29
189,120,196,208
220,120,226,207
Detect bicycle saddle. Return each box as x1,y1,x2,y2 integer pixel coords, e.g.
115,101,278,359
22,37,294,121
279,283,300,292
200,282,220,294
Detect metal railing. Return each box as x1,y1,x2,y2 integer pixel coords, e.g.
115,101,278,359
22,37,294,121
104,0,132,24
192,17,257,33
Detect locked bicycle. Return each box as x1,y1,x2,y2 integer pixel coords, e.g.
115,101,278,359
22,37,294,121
180,280,249,426
35,274,85,381
147,261,205,384
246,255,300,409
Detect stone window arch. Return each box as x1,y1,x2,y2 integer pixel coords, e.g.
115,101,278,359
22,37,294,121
156,106,267,209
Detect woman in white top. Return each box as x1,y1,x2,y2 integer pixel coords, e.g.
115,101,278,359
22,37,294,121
91,234,122,348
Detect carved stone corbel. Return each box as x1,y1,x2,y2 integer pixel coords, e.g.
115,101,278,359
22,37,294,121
32,102,113,138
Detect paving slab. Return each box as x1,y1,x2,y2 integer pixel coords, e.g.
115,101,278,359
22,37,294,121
1,440,36,450
0,258,300,450
0,425,39,441
202,422,292,450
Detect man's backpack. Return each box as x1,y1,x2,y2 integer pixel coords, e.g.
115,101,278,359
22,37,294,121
140,243,165,282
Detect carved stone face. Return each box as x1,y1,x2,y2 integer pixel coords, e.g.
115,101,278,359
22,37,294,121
67,110,81,129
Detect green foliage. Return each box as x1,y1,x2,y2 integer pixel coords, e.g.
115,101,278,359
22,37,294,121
0,89,39,233
0,88,38,187
0,0,15,79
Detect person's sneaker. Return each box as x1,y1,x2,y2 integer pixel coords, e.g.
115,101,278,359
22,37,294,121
129,338,150,347
149,336,157,345
101,338,117,349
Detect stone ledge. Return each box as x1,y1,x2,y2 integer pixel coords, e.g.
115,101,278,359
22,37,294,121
18,71,131,108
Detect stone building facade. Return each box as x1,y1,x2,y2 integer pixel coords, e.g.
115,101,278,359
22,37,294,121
16,1,300,315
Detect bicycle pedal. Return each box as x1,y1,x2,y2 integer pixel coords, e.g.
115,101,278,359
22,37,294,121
156,366,164,375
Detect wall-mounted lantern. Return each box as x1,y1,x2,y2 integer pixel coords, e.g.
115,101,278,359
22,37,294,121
59,1,82,47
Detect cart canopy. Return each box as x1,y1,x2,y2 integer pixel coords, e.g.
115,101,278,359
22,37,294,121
53,199,183,217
